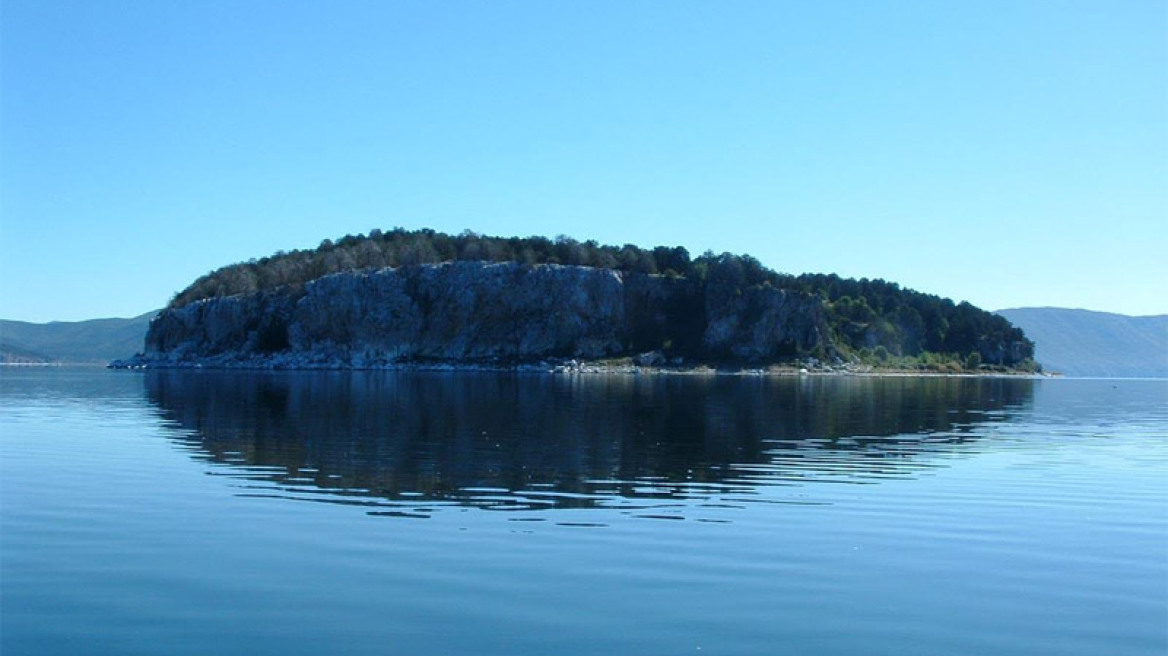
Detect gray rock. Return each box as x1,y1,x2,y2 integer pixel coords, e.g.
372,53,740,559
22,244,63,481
130,262,834,368
634,350,666,366
703,283,830,361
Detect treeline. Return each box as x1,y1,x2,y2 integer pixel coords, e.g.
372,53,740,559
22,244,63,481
787,273,1034,368
169,228,1034,367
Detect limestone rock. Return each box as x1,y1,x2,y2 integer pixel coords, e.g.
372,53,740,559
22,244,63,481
133,261,833,368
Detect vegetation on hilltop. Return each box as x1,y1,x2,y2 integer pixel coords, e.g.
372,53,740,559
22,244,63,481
168,228,1035,369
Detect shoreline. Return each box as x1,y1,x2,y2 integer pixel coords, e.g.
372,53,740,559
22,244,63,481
106,356,1052,378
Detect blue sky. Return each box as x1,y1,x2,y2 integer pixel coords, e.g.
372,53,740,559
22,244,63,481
2,0,1165,322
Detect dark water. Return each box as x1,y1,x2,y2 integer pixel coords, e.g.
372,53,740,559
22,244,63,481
2,369,1165,655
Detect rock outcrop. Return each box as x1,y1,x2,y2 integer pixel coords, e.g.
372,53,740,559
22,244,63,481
128,261,833,368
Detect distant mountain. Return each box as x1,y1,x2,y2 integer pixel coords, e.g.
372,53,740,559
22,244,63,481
996,308,1168,378
0,313,154,364
0,342,53,364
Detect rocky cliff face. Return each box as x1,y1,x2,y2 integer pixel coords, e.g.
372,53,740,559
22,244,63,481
703,282,830,361
135,261,832,368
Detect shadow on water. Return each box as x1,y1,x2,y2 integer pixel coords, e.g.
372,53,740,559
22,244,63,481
142,371,1034,517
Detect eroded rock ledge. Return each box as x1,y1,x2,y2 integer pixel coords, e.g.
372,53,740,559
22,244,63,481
115,261,832,369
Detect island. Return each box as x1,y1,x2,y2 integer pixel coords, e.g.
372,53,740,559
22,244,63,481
112,229,1037,373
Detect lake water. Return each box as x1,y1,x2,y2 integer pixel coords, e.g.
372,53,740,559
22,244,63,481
1,369,1165,655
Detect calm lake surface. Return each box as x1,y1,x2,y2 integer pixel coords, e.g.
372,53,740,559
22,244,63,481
2,368,1165,655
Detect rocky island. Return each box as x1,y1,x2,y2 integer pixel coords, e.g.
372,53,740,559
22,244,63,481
113,229,1036,373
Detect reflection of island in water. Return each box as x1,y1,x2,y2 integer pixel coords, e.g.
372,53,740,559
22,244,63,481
145,372,1034,516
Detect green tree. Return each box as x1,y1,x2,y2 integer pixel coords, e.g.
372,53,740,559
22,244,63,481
964,352,982,371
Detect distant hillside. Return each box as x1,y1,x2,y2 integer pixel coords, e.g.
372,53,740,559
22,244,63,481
996,308,1168,378
0,342,53,364
0,313,154,364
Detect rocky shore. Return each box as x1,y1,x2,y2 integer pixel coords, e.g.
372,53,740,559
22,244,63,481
108,353,1047,378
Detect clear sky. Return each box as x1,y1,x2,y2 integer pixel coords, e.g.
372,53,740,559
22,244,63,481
2,0,1165,322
